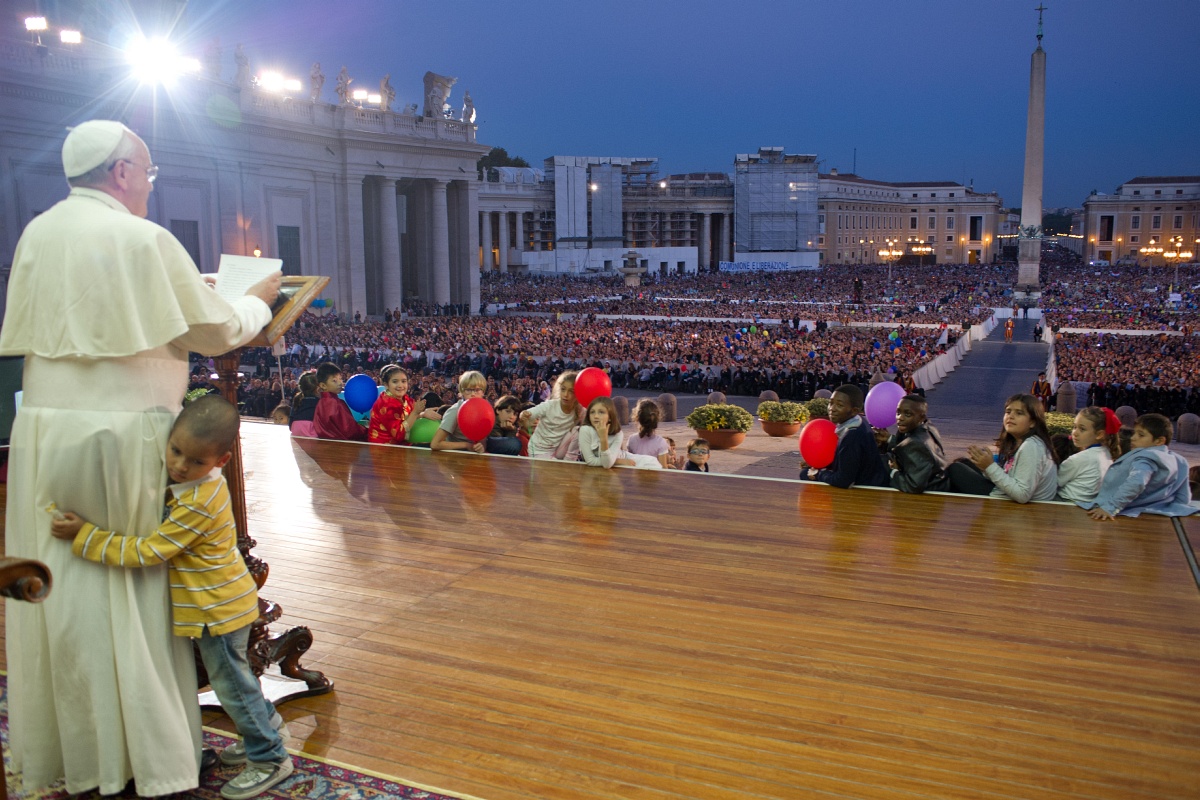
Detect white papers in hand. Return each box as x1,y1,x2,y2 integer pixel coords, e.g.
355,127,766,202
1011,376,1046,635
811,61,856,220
215,254,283,304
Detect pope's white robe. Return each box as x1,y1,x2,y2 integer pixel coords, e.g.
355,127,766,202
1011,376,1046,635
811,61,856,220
0,187,271,796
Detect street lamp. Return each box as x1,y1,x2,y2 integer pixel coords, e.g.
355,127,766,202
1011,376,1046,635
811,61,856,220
878,238,903,290
910,240,933,267
1139,242,1163,276
1163,235,1193,289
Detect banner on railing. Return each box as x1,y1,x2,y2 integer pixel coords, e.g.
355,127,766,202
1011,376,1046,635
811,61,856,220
718,261,807,273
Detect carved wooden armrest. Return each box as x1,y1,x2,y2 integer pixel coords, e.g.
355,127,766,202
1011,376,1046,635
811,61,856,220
0,556,52,602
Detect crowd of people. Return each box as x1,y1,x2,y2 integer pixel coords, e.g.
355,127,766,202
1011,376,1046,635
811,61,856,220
1040,260,1199,331
207,310,956,412
478,263,1016,326
1054,332,1200,417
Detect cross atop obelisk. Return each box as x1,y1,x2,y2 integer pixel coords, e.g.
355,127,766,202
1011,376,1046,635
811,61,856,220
1016,4,1047,290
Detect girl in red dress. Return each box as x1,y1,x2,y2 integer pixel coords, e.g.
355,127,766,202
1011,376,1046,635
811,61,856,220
368,364,426,445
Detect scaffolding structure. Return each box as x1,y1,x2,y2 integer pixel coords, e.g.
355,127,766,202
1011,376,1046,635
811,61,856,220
733,147,819,253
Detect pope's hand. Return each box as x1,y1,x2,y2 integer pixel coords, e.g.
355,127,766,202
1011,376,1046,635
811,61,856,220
247,271,282,306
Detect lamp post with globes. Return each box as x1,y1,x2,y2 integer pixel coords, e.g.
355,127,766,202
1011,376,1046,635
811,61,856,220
1139,242,1163,278
878,238,903,293
1162,235,1193,290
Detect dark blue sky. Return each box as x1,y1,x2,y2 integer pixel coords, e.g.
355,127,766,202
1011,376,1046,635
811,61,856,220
180,0,1199,210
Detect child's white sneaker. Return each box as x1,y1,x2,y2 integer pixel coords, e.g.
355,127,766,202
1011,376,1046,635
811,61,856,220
219,757,294,800
219,712,289,766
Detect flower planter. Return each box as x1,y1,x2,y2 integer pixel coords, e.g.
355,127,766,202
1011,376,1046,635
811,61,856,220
694,428,746,450
760,419,802,438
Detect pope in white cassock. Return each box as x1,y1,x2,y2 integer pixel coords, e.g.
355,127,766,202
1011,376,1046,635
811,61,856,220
0,121,280,795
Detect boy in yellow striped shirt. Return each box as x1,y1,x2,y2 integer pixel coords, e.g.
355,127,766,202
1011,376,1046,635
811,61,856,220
50,395,293,800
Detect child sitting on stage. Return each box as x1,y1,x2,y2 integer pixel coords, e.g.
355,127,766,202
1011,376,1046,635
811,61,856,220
1078,413,1197,520
49,396,293,800
312,362,367,441
1055,406,1120,503
625,399,672,469
367,364,427,445
578,396,661,469
430,370,487,454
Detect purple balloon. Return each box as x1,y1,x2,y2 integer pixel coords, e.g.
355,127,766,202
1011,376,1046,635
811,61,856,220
865,380,907,428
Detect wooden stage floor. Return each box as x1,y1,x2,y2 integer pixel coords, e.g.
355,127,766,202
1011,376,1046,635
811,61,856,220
5,421,1200,799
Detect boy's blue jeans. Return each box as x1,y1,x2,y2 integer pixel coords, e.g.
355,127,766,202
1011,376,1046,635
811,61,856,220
196,625,288,764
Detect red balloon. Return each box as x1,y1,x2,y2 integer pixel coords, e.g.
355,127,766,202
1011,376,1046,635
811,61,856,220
573,367,612,408
798,418,838,470
456,397,496,442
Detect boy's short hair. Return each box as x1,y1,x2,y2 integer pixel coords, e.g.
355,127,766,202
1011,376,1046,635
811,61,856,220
687,438,710,453
1135,413,1172,444
315,362,342,384
458,370,486,391
833,384,864,410
174,394,240,452
900,394,927,409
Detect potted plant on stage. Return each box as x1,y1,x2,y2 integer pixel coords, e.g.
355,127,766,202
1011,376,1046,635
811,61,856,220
685,403,754,450
757,400,810,437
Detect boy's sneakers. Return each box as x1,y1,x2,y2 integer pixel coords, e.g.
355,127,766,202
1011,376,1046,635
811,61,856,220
219,757,294,800
220,712,290,766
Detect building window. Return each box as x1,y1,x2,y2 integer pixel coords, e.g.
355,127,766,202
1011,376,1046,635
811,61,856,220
1154,190,1161,195
946,235,954,242
1176,189,1183,194
1173,215,1183,229
1129,235,1139,243
277,225,302,276
1133,190,1140,195
946,217,955,229
910,217,917,230
1099,216,1114,241
969,216,983,241
1130,215,1140,229
1151,215,1161,229
912,193,918,198
928,217,936,230
169,220,202,269
949,192,955,197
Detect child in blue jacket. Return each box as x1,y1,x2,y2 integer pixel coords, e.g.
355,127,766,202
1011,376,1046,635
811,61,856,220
1079,414,1196,520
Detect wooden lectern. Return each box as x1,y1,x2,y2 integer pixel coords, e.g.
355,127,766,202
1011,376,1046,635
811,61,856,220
202,275,333,705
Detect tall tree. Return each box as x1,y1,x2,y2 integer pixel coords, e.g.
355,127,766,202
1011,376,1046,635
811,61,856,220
477,147,530,174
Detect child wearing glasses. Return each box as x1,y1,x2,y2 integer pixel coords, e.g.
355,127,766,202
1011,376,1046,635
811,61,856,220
684,438,710,472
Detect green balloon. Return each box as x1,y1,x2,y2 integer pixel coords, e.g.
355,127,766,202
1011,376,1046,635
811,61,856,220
408,417,439,445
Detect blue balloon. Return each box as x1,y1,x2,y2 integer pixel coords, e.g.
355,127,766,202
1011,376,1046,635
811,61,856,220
343,374,378,414
735,332,742,340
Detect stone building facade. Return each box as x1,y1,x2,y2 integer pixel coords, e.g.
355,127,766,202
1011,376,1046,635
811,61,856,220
1080,176,1200,265
0,24,487,321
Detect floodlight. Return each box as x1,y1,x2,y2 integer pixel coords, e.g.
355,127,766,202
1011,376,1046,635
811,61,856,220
25,17,47,32
259,71,285,92
60,30,82,44
283,78,301,92
351,89,368,100
125,36,190,86
367,93,381,104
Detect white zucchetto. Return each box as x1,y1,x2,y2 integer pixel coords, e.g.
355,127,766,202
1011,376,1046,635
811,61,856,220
62,120,134,178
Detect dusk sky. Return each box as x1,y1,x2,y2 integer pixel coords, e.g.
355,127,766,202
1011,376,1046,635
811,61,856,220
179,0,1199,210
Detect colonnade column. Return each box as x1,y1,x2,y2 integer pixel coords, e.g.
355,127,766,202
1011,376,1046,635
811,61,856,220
720,214,730,265
431,179,451,304
345,175,367,316
481,211,493,271
379,178,402,311
699,212,711,272
514,212,525,255
498,211,510,274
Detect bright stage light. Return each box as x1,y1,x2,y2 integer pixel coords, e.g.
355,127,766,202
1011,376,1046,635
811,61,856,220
125,36,199,86
283,78,301,93
259,71,285,92
351,89,368,100
25,17,48,32
60,30,82,44
367,93,381,104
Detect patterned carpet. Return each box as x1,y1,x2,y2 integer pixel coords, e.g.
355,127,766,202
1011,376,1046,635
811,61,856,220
1,676,466,800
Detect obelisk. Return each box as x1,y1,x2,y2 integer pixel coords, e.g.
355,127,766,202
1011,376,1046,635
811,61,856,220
1016,5,1047,289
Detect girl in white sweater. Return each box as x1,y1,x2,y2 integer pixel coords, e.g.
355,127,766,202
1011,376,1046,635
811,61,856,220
521,371,583,458
1056,406,1120,503
578,397,661,469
